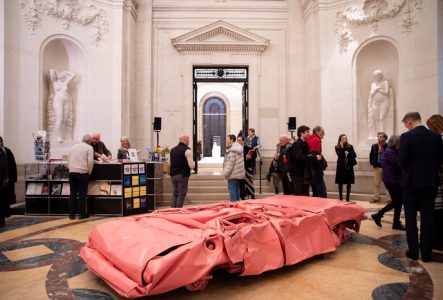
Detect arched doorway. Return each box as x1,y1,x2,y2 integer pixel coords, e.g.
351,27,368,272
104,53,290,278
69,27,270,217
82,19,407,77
202,97,226,157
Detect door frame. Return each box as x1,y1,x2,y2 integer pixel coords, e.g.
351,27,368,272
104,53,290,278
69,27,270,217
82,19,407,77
192,66,249,173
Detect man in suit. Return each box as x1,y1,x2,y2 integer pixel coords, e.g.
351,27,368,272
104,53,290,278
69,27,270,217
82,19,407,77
399,112,443,262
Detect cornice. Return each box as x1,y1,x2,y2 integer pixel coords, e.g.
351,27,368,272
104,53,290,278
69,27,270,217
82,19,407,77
171,20,269,53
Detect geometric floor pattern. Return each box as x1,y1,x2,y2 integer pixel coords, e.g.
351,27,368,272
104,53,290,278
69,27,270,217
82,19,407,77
0,200,442,300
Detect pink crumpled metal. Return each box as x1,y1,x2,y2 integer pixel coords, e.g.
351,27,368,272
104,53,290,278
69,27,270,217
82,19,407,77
80,195,366,298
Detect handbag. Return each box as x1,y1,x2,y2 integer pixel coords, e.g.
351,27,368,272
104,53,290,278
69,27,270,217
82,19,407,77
344,156,357,169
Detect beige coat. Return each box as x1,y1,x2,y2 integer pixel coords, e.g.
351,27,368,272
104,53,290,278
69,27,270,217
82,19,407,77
222,142,245,180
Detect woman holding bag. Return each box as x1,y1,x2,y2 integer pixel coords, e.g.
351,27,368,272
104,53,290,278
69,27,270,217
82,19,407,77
335,134,357,201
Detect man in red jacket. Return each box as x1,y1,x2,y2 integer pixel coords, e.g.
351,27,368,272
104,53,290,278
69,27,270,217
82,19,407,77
307,126,327,197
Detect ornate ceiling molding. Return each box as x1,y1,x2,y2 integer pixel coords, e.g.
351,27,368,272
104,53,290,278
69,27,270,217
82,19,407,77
19,0,109,48
171,20,270,53
335,0,422,52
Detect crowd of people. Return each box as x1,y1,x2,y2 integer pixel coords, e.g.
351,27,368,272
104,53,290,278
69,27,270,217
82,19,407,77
0,112,442,263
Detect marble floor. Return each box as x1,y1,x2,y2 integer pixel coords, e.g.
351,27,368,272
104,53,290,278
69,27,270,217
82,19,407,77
0,200,442,300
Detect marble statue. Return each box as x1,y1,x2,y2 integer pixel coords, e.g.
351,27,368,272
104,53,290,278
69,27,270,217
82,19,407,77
368,70,394,138
47,69,75,141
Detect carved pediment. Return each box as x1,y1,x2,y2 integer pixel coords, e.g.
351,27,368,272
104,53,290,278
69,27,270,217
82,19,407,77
171,20,269,53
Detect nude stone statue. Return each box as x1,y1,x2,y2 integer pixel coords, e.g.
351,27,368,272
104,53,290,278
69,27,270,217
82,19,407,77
47,69,75,141
368,70,394,138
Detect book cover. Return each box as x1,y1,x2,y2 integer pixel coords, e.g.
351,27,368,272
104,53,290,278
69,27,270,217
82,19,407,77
99,182,111,196
88,182,100,195
139,175,146,185
62,183,70,195
124,199,133,210
132,175,139,186
132,186,140,197
138,163,145,174
124,176,131,187
133,198,140,209
139,186,146,196
140,197,147,208
26,183,37,195
110,184,122,196
123,164,132,175
40,183,49,195
124,187,132,198
51,183,62,196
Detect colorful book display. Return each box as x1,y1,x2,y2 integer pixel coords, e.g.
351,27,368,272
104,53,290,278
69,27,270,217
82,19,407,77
25,162,156,216
123,163,151,213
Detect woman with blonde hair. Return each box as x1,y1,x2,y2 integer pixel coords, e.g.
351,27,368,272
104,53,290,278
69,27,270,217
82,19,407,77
426,114,443,249
117,136,131,160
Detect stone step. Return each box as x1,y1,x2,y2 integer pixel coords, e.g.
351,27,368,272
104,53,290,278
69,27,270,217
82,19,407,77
187,185,275,193
157,192,277,207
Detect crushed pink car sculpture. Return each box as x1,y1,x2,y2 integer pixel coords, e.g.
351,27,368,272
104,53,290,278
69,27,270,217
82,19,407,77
80,195,366,298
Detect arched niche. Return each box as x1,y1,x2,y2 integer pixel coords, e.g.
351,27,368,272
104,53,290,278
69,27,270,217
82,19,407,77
41,36,86,141
354,38,399,146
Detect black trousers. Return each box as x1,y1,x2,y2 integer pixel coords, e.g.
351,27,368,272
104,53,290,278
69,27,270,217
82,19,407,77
279,171,293,195
291,175,309,196
378,183,403,224
69,172,89,216
403,186,437,260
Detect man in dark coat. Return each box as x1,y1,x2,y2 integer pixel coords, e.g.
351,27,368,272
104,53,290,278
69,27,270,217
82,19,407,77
0,136,17,227
307,126,327,198
399,112,443,262
288,126,321,196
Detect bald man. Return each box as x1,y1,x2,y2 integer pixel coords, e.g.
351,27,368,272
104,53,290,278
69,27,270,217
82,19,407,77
91,132,112,162
169,134,195,208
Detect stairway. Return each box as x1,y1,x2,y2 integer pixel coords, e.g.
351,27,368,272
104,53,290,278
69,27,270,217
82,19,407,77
158,160,276,207
156,160,388,208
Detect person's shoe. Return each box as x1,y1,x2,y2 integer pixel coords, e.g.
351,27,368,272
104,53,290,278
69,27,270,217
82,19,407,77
392,222,406,231
405,250,418,261
370,198,380,203
78,214,89,220
69,214,75,220
371,213,382,227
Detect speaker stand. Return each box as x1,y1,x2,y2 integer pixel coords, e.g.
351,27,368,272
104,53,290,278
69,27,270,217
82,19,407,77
154,130,160,148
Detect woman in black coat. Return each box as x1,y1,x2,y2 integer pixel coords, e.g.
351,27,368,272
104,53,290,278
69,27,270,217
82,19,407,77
0,136,17,227
335,134,357,201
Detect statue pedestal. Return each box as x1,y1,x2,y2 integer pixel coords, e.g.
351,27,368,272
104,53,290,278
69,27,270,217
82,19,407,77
50,140,75,160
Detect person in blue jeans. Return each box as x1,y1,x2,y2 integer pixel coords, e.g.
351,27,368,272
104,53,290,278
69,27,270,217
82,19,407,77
222,134,245,201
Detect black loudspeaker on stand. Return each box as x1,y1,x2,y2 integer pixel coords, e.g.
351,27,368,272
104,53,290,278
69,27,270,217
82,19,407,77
153,117,162,131
288,117,296,138
153,117,161,148
288,117,296,130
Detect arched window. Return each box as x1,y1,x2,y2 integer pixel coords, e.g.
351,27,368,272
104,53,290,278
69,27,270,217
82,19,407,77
203,97,226,157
